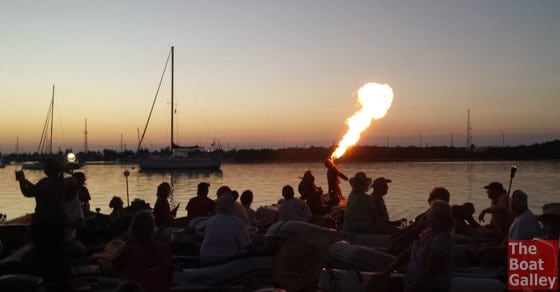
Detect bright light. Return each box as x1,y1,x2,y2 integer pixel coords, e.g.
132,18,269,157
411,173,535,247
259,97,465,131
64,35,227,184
67,152,76,163
331,83,394,159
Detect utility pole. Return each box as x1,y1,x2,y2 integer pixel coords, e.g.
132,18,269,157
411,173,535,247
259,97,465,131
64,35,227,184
84,119,88,152
466,109,473,147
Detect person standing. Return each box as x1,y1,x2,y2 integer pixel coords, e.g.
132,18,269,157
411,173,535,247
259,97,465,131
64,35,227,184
478,181,513,234
324,158,348,205
16,157,68,256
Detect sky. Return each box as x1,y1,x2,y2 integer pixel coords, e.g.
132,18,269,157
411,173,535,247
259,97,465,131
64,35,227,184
1,1,559,154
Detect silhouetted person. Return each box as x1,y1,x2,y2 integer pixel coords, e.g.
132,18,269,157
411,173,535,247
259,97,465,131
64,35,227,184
278,185,312,222
16,157,67,257
538,202,560,240
152,182,178,228
113,210,172,292
298,170,328,216
240,190,257,227
185,182,216,220
73,171,91,216
324,158,348,205
342,172,378,233
478,181,513,234
371,177,402,234
63,177,86,257
110,196,126,219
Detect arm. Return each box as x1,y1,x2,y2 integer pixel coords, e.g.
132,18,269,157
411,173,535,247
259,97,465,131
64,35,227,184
17,174,38,198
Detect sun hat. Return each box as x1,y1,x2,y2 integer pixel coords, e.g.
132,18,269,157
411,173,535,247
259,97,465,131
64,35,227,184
349,172,373,191
538,203,560,221
272,236,329,291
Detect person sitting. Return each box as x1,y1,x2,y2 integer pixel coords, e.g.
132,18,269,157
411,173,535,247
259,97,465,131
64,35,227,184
109,196,126,219
185,182,216,220
63,177,87,257
538,202,560,240
342,172,378,234
240,190,257,227
477,190,543,267
298,170,329,216
388,187,451,255
226,188,251,228
200,192,252,265
73,171,92,216
371,177,402,234
451,202,481,237
112,210,172,292
152,182,178,228
278,185,312,222
371,200,454,292
478,181,514,235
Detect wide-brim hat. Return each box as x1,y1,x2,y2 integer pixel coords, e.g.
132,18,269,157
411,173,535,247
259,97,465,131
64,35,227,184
45,156,72,174
538,203,560,221
272,236,329,291
349,172,373,191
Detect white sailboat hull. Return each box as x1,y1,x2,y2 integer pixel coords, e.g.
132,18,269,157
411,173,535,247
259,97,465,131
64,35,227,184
137,156,221,170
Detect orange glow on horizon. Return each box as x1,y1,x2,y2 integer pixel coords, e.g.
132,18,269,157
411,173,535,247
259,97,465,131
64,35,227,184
331,82,394,159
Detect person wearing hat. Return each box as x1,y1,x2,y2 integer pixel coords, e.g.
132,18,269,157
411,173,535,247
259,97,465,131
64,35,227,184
478,181,514,235
342,172,378,233
16,156,68,256
200,191,252,265
371,177,402,234
185,182,216,220
539,202,560,240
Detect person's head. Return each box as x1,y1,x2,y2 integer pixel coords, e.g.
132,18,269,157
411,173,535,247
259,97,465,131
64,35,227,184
462,202,475,217
240,190,253,206
484,181,506,200
510,189,529,216
282,185,295,200
129,210,155,242
64,177,80,202
44,156,66,178
372,177,391,196
349,172,372,193
109,196,124,210
538,203,560,240
324,158,335,169
428,200,453,232
216,192,235,214
73,171,86,185
156,182,172,199
216,185,232,198
197,182,210,197
302,170,315,183
428,187,450,204
231,190,239,201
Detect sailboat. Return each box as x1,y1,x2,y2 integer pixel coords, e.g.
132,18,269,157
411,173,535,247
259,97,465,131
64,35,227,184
21,85,56,170
136,47,222,170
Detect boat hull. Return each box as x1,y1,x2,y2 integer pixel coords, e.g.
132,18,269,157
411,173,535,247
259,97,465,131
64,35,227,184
137,156,221,170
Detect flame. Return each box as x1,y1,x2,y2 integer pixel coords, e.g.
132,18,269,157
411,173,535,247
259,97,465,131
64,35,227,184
331,82,394,159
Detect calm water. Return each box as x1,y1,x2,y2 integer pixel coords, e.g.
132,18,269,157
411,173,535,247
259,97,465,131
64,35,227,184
1,161,559,222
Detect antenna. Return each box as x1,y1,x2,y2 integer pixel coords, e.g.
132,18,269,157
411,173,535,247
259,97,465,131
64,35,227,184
466,109,473,147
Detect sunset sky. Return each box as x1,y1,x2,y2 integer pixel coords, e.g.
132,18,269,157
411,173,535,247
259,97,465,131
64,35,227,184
1,1,559,154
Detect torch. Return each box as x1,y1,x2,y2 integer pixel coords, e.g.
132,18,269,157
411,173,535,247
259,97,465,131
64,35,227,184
124,169,130,207
501,165,517,236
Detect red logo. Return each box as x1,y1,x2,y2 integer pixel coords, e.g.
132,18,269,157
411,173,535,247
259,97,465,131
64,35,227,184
508,239,558,290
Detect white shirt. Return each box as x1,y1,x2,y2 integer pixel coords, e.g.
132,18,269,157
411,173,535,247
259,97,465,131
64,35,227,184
200,213,252,265
509,209,542,240
64,198,84,241
278,198,312,222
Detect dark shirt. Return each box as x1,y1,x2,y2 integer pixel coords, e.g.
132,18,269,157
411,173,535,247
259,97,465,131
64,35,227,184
186,196,216,219
153,198,174,228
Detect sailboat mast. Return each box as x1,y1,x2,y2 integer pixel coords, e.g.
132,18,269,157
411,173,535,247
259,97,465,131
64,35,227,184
49,85,54,154
171,46,174,149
